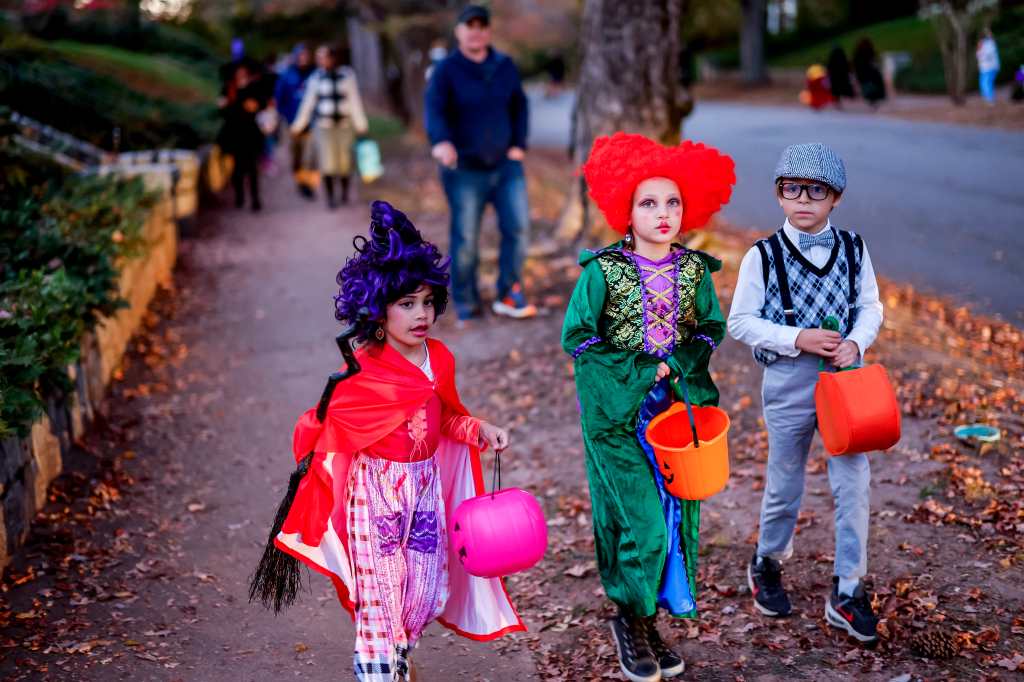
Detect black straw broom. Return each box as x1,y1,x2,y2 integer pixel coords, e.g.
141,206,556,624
248,312,365,612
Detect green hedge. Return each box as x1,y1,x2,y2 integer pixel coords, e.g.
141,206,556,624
0,123,153,437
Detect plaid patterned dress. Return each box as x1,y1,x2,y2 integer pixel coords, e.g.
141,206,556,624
349,375,480,681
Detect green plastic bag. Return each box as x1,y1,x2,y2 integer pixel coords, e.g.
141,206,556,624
355,139,383,184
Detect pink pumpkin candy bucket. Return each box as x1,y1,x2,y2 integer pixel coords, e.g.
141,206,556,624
449,451,547,578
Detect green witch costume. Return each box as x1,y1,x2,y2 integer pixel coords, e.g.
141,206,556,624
562,244,725,617
563,133,736,625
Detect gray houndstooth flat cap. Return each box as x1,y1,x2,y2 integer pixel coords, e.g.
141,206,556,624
773,143,846,193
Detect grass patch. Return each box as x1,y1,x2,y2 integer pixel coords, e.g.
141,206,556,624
769,16,937,69
368,114,406,140
47,40,218,103
0,35,218,149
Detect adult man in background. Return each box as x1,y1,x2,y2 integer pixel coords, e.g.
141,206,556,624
425,4,536,321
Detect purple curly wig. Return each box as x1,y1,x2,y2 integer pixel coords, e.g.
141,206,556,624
334,201,450,342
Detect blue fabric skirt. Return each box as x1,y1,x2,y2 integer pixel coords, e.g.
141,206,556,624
635,378,696,616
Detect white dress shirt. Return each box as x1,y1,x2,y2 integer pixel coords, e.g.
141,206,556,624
727,219,883,358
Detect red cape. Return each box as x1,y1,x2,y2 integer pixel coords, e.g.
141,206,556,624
275,339,523,640
283,338,485,547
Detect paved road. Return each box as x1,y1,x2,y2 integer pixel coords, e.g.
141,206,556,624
529,93,1024,322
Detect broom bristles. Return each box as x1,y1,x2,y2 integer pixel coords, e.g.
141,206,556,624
248,453,314,613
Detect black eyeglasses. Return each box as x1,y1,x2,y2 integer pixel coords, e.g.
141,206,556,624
778,182,831,201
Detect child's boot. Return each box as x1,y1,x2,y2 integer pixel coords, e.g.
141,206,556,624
747,553,792,617
609,611,661,682
641,615,684,678
825,577,878,643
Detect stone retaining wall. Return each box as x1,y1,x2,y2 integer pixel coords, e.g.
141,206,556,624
0,146,232,572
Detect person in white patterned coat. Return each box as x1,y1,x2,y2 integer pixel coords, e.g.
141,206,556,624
292,45,369,209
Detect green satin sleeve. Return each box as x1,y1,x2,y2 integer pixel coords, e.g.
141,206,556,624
563,261,663,443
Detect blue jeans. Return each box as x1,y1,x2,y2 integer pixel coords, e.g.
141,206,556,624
440,159,529,317
979,69,998,103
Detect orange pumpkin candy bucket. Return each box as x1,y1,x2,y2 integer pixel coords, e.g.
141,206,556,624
815,363,901,455
645,374,731,501
814,316,901,456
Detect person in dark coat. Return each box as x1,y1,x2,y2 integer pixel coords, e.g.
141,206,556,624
275,43,318,197
424,5,536,322
853,38,886,108
218,64,267,211
827,45,855,108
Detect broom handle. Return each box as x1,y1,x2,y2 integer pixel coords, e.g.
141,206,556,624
669,372,701,449
316,308,369,423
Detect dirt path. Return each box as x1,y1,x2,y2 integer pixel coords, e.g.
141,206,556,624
0,170,539,681
2,144,1022,682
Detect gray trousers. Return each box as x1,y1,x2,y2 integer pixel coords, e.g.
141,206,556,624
756,353,870,584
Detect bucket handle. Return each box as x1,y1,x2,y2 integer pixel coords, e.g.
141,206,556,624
490,448,504,498
669,372,701,449
817,315,857,374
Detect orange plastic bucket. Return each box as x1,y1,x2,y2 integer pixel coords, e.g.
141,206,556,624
815,364,901,456
646,403,731,501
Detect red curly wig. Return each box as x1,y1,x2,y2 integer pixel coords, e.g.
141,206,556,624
581,132,736,234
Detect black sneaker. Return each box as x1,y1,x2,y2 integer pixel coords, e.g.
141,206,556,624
641,616,684,678
747,553,792,617
825,578,878,643
609,614,661,682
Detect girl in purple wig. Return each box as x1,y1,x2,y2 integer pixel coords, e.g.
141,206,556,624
277,201,523,682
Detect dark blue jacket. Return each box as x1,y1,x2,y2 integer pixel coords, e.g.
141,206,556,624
425,48,528,170
274,64,316,124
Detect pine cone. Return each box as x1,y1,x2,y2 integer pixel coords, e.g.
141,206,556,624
909,629,960,659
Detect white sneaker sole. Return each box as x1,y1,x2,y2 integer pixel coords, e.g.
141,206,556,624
609,622,661,682
825,599,878,643
746,563,785,617
491,300,537,319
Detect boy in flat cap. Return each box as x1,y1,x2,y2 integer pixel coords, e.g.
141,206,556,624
728,143,884,643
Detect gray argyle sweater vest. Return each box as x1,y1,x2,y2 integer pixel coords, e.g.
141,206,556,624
753,227,864,366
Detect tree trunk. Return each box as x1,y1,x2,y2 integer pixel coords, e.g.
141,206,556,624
927,1,974,106
557,0,690,243
347,17,387,109
947,7,969,105
740,0,768,85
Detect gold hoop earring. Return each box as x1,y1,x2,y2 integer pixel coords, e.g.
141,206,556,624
375,327,385,341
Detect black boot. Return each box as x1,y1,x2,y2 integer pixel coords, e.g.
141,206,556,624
323,176,336,210
339,175,350,205
641,615,684,678
609,612,660,682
